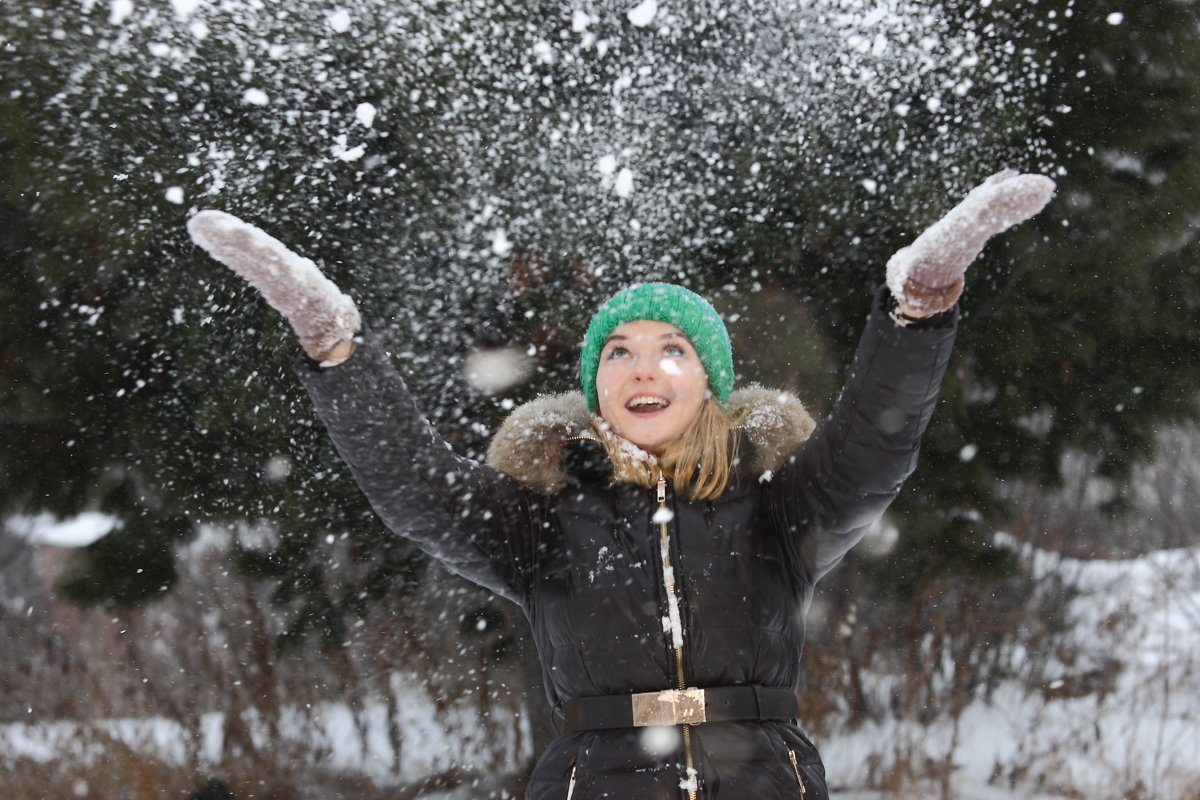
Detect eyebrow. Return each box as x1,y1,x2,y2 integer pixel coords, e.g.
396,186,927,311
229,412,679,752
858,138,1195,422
603,332,686,345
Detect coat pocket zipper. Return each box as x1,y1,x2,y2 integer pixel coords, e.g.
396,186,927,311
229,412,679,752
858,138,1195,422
566,764,577,800
787,748,807,797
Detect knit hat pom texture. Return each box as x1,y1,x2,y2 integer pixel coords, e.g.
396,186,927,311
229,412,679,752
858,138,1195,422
579,282,734,412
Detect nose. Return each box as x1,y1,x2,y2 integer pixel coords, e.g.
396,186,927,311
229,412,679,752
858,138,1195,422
631,354,661,381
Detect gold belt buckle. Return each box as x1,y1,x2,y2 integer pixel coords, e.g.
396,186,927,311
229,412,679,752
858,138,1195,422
630,687,707,727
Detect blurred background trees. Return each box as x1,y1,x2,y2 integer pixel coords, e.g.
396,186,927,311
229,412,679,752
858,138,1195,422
3,0,1200,796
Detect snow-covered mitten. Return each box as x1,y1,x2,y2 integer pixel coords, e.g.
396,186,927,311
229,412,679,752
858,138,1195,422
187,210,361,365
885,170,1056,318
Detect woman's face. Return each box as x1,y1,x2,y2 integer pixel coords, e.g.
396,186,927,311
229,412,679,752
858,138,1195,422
595,319,709,454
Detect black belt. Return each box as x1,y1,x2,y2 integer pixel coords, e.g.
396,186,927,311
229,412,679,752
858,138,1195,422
560,685,798,732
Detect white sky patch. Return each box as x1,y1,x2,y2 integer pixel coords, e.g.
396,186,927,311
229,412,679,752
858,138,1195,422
164,186,185,204
327,9,353,33
463,346,534,394
109,0,134,25
614,167,634,197
242,88,269,106
9,512,119,548
489,228,513,257
627,0,658,28
355,102,376,128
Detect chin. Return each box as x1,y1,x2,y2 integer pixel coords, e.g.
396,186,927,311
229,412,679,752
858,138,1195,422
616,427,662,453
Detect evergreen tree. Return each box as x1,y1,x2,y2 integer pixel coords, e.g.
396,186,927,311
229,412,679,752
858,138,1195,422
3,3,1199,745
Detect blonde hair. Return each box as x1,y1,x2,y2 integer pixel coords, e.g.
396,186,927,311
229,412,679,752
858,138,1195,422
592,397,746,502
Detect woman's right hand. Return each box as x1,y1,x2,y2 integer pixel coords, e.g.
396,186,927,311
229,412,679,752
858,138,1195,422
187,211,361,365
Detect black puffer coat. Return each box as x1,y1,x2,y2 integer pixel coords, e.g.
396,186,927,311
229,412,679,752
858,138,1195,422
297,289,957,799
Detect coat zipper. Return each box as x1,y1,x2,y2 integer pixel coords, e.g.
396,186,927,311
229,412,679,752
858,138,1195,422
657,474,699,800
566,764,577,800
787,748,808,797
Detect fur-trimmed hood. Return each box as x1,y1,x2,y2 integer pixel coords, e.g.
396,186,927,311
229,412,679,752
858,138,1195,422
485,386,817,495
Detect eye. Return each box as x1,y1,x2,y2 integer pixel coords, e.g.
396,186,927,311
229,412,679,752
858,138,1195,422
663,342,687,357
604,345,630,359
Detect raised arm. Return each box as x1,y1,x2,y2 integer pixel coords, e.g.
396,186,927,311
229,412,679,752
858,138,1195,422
773,170,1055,584
188,212,533,604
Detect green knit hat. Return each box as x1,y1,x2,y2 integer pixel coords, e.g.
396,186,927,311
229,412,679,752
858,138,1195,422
579,282,734,412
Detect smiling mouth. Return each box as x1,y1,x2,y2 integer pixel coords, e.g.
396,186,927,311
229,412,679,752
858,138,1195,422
626,396,670,413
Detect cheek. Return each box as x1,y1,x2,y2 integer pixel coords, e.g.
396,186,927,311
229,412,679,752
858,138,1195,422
685,365,709,400
595,367,623,414
595,367,617,397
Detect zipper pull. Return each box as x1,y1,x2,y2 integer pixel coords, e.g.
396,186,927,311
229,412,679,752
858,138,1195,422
788,748,807,796
656,474,667,504
566,764,577,799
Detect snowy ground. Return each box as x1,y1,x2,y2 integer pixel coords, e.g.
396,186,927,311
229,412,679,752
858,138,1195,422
822,540,1200,799
5,516,1198,798
2,692,529,787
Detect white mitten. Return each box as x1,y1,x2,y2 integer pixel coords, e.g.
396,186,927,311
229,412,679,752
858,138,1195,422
187,210,361,365
886,170,1056,317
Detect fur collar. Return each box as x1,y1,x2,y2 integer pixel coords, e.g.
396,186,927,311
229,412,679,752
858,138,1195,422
485,386,816,495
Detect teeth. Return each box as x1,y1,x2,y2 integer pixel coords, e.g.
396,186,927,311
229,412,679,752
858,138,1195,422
628,396,669,409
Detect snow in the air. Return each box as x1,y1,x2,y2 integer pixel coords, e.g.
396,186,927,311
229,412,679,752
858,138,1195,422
170,0,200,18
489,228,513,257
9,512,118,548
327,8,353,33
355,102,377,129
639,724,680,756
241,88,269,107
627,0,659,28
333,137,367,162
614,168,635,198
108,0,133,26
463,346,534,394
658,356,682,375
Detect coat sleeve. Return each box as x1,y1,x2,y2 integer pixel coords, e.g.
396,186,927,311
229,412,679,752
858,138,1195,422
294,334,535,606
769,287,957,585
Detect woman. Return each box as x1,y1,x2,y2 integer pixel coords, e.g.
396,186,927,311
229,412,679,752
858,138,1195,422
189,170,1054,798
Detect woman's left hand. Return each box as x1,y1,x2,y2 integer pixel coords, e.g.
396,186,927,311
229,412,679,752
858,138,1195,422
887,170,1056,319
